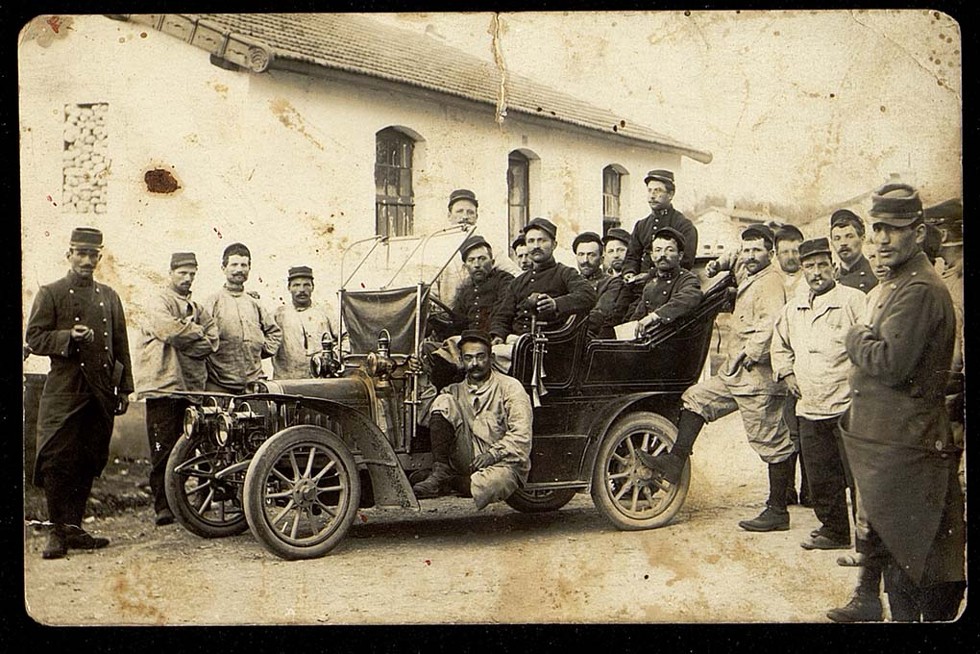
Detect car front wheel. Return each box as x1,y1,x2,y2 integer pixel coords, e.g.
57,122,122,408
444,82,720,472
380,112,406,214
590,411,690,530
164,434,248,538
243,426,360,560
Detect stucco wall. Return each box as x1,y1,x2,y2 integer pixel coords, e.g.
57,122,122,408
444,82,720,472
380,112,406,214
21,14,688,381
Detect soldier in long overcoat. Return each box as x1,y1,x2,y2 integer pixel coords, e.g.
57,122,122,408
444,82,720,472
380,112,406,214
829,183,964,622
26,227,133,559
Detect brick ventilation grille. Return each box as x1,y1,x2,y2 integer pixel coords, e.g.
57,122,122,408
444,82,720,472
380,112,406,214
63,103,109,214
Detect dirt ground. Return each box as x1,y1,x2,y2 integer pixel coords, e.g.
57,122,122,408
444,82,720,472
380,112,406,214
22,414,966,626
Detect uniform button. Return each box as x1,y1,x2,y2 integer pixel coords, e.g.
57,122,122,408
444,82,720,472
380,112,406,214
103,363,108,368
102,318,107,323
890,284,897,289
75,317,80,322
69,289,75,294
935,440,943,450
104,346,109,351
80,362,85,367
99,302,104,307
853,389,859,395
95,288,100,293
911,272,918,276
103,332,108,336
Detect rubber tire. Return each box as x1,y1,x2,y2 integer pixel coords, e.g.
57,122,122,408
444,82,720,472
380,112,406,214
164,435,249,539
505,488,578,513
243,426,360,560
591,411,691,531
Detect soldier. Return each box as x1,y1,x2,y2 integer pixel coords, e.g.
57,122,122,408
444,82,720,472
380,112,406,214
602,227,631,276
622,169,699,284
772,223,808,506
830,183,964,622
770,238,866,551
489,218,596,371
411,330,533,509
26,227,134,558
629,227,703,339
435,189,521,304
830,209,878,294
572,231,631,338
511,234,532,272
204,243,282,393
136,252,219,526
638,224,794,532
273,266,336,379
450,236,515,334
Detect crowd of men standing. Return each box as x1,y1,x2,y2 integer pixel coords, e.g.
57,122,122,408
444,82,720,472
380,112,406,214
25,170,964,622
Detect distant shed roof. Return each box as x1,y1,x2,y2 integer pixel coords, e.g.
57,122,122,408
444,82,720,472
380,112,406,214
117,13,712,163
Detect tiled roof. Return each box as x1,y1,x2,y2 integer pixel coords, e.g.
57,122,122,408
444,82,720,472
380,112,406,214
128,13,711,163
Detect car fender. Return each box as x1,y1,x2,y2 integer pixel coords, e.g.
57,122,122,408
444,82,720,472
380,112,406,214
254,394,419,510
579,391,683,491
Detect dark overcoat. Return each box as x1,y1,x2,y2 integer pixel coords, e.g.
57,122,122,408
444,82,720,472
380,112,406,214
840,252,963,585
26,272,134,485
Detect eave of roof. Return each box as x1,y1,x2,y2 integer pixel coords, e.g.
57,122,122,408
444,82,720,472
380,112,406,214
113,13,712,164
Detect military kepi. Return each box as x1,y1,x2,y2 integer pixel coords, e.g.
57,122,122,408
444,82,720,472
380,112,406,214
603,227,631,247
458,329,493,349
572,231,602,252
643,169,675,189
869,182,924,227
523,217,557,241
741,223,774,245
170,252,197,269
798,237,832,261
830,209,865,235
448,189,478,209
288,265,314,281
652,226,687,252
70,226,103,249
459,235,491,260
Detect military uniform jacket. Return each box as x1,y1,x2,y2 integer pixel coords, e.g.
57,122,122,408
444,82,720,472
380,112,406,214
630,267,703,325
840,252,962,585
26,271,134,480
717,263,786,396
623,206,699,274
450,268,514,333
583,270,631,336
136,287,219,398
489,259,597,339
837,254,879,294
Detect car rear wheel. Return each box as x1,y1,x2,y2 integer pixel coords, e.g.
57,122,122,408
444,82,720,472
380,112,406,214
164,435,248,538
505,488,578,513
243,426,360,560
591,411,690,530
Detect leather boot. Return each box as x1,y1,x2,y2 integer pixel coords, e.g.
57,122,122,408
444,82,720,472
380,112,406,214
827,562,884,622
785,452,799,505
412,415,456,499
635,410,703,485
738,459,792,532
412,462,454,498
42,525,68,560
63,524,110,550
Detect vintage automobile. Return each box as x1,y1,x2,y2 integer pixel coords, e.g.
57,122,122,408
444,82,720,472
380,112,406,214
164,226,735,559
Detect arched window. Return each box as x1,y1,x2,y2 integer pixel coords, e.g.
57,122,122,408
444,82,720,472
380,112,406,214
375,127,417,237
507,150,531,245
602,164,628,234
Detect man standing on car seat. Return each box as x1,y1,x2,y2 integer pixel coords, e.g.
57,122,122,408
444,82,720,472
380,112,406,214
412,330,533,509
638,224,794,532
